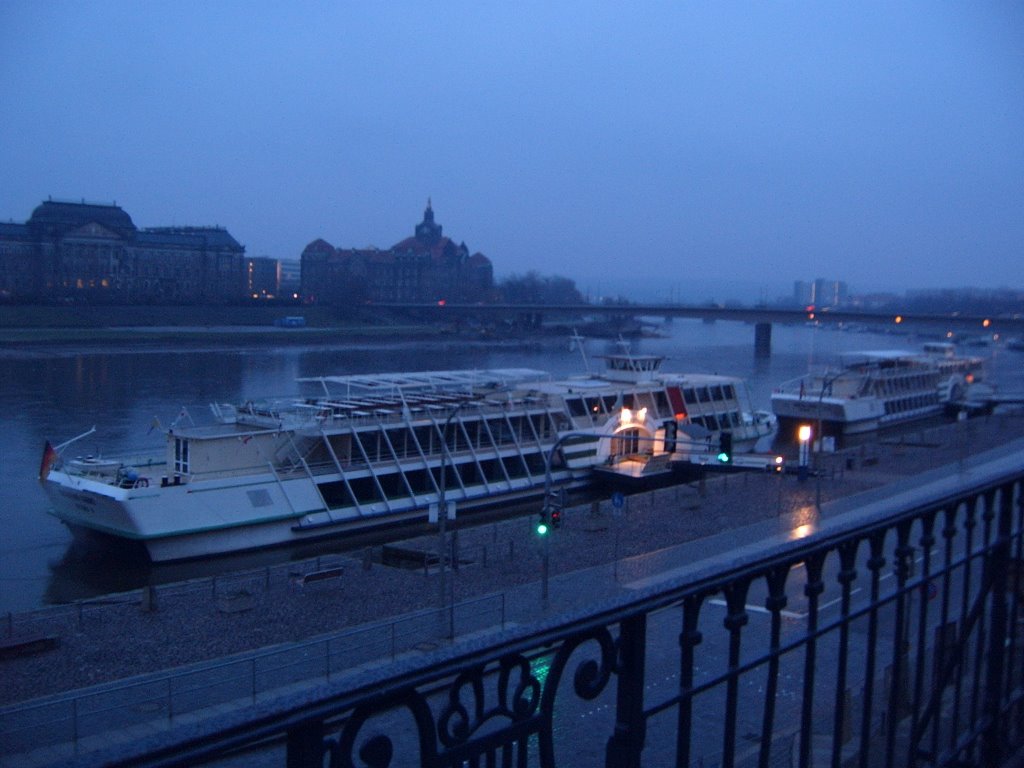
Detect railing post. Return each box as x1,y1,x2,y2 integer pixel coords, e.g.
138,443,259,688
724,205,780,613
722,580,751,768
799,553,826,768
286,719,324,768
981,485,1013,766
605,613,647,768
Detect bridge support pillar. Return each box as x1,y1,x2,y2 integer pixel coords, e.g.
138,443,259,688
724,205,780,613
754,322,772,358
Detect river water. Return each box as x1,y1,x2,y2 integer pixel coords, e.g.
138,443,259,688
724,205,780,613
2,321,1020,614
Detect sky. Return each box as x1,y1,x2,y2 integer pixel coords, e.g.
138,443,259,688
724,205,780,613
1,2,1022,303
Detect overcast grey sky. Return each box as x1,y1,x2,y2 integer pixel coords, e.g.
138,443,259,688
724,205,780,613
1,2,1022,302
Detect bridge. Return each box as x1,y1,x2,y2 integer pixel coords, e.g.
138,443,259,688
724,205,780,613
24,434,1022,767
376,302,1024,356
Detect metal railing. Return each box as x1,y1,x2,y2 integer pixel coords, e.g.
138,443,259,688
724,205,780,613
9,441,1024,767
0,593,505,759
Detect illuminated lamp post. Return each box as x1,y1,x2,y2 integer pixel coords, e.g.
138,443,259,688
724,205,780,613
437,401,470,639
797,424,812,482
539,412,652,604
815,369,856,510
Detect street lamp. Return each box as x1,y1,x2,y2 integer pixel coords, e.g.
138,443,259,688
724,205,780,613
815,368,858,509
437,401,470,638
538,425,657,603
539,433,580,604
797,424,812,482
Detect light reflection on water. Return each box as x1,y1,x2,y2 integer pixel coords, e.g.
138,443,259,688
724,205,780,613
0,321,1017,613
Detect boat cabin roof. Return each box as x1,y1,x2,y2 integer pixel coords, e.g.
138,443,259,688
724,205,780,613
297,368,548,396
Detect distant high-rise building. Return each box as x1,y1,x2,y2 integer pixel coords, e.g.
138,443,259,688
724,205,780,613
0,199,245,303
278,260,301,297
793,278,847,307
793,280,813,306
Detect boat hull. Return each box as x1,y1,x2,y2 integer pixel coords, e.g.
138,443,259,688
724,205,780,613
45,467,587,562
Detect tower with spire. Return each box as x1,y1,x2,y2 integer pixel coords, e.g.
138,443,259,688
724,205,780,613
414,198,443,246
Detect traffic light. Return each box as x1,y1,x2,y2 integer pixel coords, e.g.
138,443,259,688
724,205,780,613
550,508,562,529
717,431,733,464
536,508,549,536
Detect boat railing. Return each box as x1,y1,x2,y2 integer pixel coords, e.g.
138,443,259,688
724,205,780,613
60,452,166,482
773,370,870,399
281,397,556,434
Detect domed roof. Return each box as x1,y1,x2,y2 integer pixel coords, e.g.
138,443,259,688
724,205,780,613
301,238,335,254
28,199,137,238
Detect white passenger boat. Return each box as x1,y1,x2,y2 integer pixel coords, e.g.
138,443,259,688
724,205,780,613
41,347,773,562
771,342,990,444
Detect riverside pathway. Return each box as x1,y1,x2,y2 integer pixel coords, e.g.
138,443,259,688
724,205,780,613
2,413,1022,709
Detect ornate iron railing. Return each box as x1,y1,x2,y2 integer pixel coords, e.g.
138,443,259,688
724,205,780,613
72,450,1024,767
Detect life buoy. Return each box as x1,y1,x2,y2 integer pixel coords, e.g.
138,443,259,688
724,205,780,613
136,477,149,488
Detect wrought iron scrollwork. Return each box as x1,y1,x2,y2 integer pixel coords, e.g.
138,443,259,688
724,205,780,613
324,632,616,768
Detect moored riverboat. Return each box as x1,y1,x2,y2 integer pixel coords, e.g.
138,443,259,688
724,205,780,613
41,347,774,561
771,342,990,444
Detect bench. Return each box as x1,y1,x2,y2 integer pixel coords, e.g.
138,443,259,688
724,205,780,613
292,566,344,588
0,633,60,660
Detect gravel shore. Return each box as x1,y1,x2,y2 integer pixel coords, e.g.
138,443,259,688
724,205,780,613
2,412,1022,707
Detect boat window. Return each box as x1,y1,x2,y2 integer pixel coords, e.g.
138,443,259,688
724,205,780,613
635,391,656,414
530,413,551,440
319,480,354,509
621,393,635,410
479,458,504,482
682,388,696,404
654,390,670,415
602,395,618,413
377,472,407,500
487,418,513,446
697,388,711,404
722,384,736,401
459,460,482,487
353,432,378,463
404,468,434,494
503,453,530,479
611,427,643,457
525,451,546,475
584,396,603,415
413,425,433,454
566,397,587,417
348,476,382,505
174,438,190,475
711,386,725,402
705,414,720,431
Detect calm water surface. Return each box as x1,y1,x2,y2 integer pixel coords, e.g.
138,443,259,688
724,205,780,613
2,321,1019,613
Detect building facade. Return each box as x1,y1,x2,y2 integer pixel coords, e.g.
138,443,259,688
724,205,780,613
245,256,280,299
300,202,494,305
0,200,246,303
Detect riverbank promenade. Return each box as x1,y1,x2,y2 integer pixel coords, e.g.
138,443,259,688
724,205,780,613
2,412,1023,766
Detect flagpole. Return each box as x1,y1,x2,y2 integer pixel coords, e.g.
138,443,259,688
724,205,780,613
54,426,97,453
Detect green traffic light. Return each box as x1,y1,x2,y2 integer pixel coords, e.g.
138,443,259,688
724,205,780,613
717,452,729,463
537,523,549,536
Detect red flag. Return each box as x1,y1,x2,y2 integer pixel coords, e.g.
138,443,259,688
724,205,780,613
39,441,58,481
